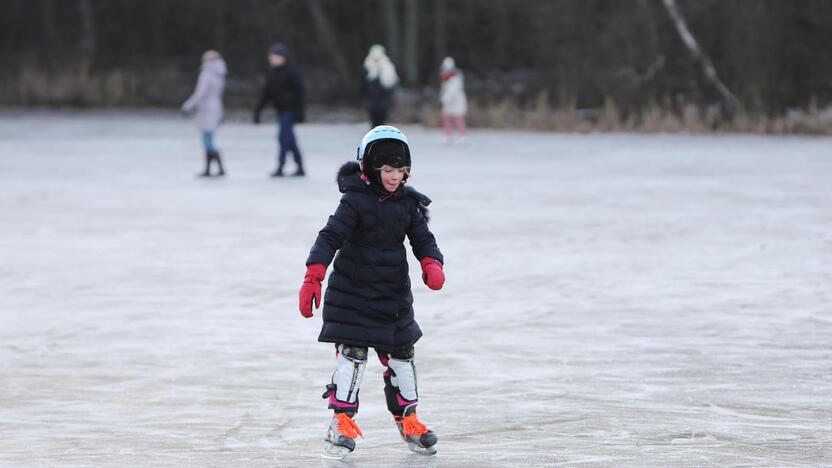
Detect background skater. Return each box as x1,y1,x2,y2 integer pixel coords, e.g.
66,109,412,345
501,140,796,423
254,43,306,177
182,50,227,177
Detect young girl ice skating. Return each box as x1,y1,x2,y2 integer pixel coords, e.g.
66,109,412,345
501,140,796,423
298,125,445,460
439,56,468,142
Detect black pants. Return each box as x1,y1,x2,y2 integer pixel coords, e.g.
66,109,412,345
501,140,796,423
369,109,389,127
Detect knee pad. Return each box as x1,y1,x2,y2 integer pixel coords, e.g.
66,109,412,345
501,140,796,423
324,344,368,413
390,345,415,360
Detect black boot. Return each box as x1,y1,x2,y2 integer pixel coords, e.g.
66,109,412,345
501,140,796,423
210,150,225,176
292,166,305,177
198,150,212,177
270,165,285,177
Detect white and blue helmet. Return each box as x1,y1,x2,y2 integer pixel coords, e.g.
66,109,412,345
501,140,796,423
357,125,411,181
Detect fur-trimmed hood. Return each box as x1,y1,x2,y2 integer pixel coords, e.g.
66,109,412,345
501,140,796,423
336,161,431,220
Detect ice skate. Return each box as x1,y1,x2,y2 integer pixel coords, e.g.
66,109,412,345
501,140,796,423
394,405,437,455
270,165,285,177
197,150,212,177
321,412,363,460
209,150,225,176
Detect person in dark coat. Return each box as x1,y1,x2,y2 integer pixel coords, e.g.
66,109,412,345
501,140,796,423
359,44,399,127
298,126,444,458
253,43,306,177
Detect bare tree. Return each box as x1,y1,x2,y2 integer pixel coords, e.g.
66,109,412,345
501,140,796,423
307,0,351,92
77,0,95,68
661,0,738,111
636,0,661,61
403,0,419,84
40,0,57,50
433,0,446,69
383,0,400,63
212,0,226,51
492,1,509,69
4,0,832,115
150,2,165,58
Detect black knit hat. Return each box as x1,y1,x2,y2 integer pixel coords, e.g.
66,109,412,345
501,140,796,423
269,42,288,57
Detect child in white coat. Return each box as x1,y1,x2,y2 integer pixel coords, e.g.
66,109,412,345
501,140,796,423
439,57,468,141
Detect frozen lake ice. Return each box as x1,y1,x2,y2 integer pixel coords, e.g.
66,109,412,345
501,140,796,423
1,110,830,467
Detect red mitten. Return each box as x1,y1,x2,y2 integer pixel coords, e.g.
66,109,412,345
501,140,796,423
299,264,327,318
420,257,445,290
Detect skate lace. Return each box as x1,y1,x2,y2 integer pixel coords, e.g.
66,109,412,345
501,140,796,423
336,413,364,439
401,413,429,437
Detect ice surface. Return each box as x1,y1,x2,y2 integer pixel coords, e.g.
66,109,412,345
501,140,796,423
1,110,830,467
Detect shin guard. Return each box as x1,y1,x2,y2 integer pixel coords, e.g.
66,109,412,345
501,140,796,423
323,344,368,415
380,346,419,416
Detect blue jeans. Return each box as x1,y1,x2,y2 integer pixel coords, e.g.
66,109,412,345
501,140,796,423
202,132,217,152
277,111,302,167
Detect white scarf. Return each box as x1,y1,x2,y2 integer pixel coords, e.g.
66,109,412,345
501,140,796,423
364,54,399,89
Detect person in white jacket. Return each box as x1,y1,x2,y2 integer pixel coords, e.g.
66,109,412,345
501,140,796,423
182,50,227,177
439,57,468,141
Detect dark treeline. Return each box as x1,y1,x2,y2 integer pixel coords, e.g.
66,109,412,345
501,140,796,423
3,0,832,125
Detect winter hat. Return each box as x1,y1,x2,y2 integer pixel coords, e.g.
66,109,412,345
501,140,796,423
269,42,289,57
202,50,222,63
440,56,455,72
368,44,386,61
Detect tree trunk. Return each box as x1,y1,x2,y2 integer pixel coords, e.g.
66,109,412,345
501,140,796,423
5,0,21,54
403,0,419,85
636,0,660,56
151,2,165,58
433,0,446,71
213,0,226,52
41,0,58,50
493,1,509,69
77,0,96,68
383,0,400,63
307,0,351,92
661,0,738,112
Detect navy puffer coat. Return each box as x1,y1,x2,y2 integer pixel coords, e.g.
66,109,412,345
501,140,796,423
306,162,443,351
